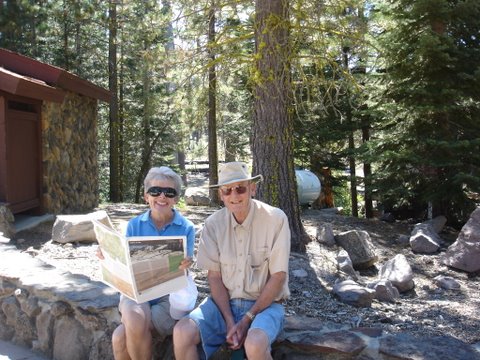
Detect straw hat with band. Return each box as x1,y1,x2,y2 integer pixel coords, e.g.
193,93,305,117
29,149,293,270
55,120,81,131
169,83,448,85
209,162,263,188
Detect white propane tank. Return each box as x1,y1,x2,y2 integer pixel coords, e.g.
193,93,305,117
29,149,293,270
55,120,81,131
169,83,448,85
295,169,321,205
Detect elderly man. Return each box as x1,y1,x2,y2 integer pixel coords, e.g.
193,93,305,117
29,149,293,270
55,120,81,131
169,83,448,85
173,161,291,360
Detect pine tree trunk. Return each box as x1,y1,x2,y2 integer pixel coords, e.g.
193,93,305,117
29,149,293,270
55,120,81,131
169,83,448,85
342,49,358,217
207,1,219,204
253,0,308,253
362,122,373,218
108,0,120,202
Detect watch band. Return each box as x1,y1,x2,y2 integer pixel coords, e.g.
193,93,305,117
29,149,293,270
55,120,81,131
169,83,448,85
245,311,256,321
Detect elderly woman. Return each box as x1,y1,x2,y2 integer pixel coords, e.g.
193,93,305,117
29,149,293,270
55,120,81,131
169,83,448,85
101,166,196,360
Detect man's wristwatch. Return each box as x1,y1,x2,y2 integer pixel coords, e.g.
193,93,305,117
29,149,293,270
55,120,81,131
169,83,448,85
245,311,256,321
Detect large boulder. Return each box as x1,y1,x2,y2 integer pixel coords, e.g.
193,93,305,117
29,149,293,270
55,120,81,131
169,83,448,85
317,223,336,247
332,279,375,307
336,250,358,280
184,187,211,206
335,230,378,269
379,254,414,293
409,223,441,253
367,279,400,303
52,210,111,244
442,207,480,273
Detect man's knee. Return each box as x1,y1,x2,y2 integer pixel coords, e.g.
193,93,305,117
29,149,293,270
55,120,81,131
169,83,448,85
244,329,270,357
173,318,200,345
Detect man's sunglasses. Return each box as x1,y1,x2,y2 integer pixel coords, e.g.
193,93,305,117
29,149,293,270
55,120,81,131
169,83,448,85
146,186,177,198
219,185,248,196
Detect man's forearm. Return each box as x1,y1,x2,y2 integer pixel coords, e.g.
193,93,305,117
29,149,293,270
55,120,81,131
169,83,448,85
247,271,286,318
208,271,234,325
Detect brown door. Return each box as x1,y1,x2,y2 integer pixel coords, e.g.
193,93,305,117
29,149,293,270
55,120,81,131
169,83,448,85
5,97,42,214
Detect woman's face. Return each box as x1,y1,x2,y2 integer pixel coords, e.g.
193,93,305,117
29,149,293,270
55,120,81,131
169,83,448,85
144,179,178,216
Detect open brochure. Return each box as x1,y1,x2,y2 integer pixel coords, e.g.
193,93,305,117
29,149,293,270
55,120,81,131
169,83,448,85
92,219,188,304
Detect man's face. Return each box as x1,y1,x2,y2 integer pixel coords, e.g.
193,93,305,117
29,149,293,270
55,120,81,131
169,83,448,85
219,180,256,215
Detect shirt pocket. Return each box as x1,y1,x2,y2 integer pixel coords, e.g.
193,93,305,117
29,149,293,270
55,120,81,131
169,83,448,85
245,247,270,295
219,254,237,293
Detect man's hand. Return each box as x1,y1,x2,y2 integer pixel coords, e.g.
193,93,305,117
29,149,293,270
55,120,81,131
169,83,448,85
226,317,251,350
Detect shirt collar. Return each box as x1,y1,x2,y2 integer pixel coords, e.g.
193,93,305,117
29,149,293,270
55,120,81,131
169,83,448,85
141,208,180,225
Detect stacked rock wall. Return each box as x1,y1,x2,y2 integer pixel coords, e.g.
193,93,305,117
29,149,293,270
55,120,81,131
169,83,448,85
0,245,118,360
41,91,99,214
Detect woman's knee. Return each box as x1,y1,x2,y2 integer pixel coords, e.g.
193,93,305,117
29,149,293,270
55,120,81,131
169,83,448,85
173,318,200,345
121,304,151,334
112,324,127,350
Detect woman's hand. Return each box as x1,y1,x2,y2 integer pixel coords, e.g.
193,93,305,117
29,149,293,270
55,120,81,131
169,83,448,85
96,246,105,260
179,257,193,270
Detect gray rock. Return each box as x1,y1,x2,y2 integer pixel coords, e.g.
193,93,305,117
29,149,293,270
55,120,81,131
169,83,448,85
317,223,336,246
395,234,410,247
332,280,376,307
0,310,14,340
409,223,441,253
88,329,115,360
19,294,41,318
379,254,415,293
2,296,20,327
184,187,211,206
337,249,358,280
283,329,366,356
434,275,461,290
0,279,16,297
34,308,55,356
0,205,15,239
335,230,378,269
2,296,36,347
368,279,400,302
292,269,308,278
53,317,92,360
442,207,480,273
52,210,111,243
379,333,480,360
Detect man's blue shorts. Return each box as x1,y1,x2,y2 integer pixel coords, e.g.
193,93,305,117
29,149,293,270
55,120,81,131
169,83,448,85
186,297,284,359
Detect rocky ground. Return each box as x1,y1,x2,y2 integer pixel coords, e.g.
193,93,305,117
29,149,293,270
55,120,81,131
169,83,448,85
11,203,480,347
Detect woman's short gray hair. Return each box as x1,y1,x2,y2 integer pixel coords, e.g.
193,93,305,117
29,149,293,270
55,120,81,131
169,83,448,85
144,166,183,196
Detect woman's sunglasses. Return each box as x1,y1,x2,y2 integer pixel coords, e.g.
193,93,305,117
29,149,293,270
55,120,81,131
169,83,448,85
219,185,248,196
146,186,177,198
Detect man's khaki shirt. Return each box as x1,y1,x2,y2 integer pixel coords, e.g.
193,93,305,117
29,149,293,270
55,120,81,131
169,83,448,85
197,199,291,301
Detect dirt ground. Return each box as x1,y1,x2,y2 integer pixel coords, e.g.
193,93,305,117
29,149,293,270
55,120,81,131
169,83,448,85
11,203,480,345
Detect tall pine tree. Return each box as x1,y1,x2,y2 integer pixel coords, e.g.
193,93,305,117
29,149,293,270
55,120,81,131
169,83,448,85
372,0,480,225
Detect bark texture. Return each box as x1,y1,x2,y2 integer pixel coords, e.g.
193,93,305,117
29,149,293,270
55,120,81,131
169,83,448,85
253,0,308,252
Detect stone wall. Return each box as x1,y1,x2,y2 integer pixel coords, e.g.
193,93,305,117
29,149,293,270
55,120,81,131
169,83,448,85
0,244,118,360
41,91,99,214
